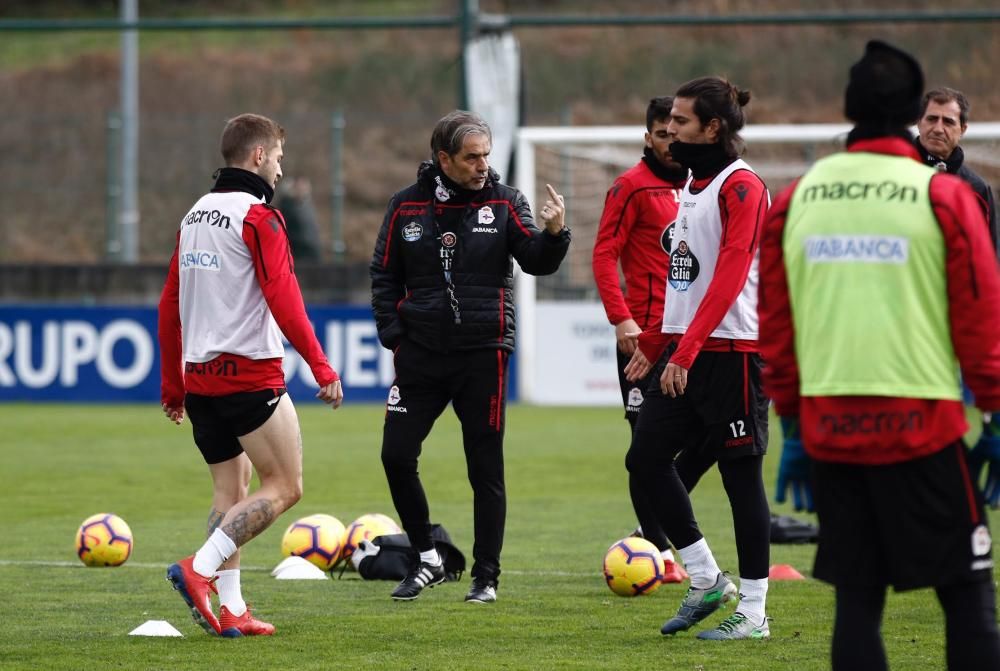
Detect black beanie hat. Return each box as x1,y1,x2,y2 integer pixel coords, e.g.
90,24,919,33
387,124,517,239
844,40,924,126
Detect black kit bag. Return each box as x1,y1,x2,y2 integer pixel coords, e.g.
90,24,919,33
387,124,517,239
352,524,465,581
769,514,820,544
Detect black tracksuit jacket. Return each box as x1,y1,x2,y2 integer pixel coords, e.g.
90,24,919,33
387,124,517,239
371,162,570,353
915,138,998,257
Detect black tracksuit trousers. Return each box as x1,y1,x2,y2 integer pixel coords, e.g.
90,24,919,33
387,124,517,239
381,338,509,583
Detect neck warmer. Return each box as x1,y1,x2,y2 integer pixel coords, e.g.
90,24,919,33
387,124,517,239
417,160,488,204
668,141,732,180
914,137,964,174
642,147,688,184
212,167,274,203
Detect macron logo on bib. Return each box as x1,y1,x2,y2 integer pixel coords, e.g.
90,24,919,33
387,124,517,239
804,235,908,264
180,249,222,272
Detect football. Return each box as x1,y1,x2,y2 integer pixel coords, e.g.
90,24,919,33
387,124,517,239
341,513,402,566
75,513,133,567
602,536,665,596
280,513,347,571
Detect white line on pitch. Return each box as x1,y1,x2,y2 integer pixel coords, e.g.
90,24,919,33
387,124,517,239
0,559,596,577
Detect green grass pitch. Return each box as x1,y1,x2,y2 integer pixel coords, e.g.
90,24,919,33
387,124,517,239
0,403,995,670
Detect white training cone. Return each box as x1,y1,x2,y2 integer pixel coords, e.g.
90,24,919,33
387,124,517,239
129,620,184,637
271,555,329,580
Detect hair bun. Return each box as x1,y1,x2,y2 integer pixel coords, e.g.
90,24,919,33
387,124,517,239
736,88,752,107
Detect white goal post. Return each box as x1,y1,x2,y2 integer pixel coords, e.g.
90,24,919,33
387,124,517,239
513,122,1000,405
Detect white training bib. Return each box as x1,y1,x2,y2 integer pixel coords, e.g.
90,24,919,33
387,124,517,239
661,159,762,340
177,191,284,363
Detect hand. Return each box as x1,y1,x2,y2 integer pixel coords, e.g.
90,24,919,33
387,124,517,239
538,183,566,234
969,413,1000,508
775,416,814,512
317,380,344,410
615,319,640,356
162,403,184,425
623,346,651,382
659,362,687,398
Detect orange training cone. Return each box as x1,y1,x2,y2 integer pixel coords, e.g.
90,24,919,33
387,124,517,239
768,564,805,580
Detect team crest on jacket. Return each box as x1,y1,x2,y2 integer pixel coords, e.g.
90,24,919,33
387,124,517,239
441,231,457,248
661,220,676,253
403,222,423,242
972,524,992,556
388,385,401,405
477,206,495,225
668,239,700,291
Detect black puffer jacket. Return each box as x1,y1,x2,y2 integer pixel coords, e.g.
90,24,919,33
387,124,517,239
915,138,998,256
371,162,570,353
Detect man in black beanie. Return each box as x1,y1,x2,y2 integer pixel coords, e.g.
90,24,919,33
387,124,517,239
759,40,1000,670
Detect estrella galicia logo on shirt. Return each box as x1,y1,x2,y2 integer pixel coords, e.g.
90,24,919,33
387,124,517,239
668,240,700,291
661,220,676,254
180,249,222,272
402,222,423,242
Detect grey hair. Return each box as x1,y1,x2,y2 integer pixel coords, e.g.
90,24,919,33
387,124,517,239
921,87,971,126
430,110,492,163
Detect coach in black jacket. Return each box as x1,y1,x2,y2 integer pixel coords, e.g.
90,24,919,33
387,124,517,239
915,87,998,256
371,110,570,604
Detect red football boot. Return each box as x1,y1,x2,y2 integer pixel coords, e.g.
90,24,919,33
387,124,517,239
662,559,689,584
166,555,221,635
220,605,276,638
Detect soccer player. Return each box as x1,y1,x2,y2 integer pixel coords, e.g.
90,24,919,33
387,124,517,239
371,110,570,603
158,113,343,637
624,77,772,640
759,41,1000,669
591,96,690,583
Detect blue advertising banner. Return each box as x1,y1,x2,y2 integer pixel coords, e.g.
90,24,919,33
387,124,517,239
0,305,516,403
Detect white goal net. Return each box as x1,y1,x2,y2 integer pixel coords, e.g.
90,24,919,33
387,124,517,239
513,123,1000,404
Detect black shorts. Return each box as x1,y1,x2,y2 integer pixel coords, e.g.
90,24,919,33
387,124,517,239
634,348,769,461
812,441,994,591
185,388,286,465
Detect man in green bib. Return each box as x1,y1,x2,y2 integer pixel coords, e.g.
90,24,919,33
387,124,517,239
759,40,1000,670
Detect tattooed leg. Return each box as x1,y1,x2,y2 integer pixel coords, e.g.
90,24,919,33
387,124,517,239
217,395,304,549
207,452,252,567
220,499,276,547
207,508,224,537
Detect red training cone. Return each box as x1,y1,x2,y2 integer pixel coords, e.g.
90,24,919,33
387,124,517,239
768,564,805,580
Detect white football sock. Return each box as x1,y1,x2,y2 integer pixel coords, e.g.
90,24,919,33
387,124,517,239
215,569,247,617
419,548,442,566
676,538,721,589
660,549,676,564
735,577,768,624
193,528,237,577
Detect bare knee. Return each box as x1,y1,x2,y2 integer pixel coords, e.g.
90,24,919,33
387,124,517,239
217,477,250,506
260,472,302,514
211,456,253,509
285,478,303,508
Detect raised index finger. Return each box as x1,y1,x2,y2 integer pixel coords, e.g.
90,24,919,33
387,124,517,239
545,183,561,201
